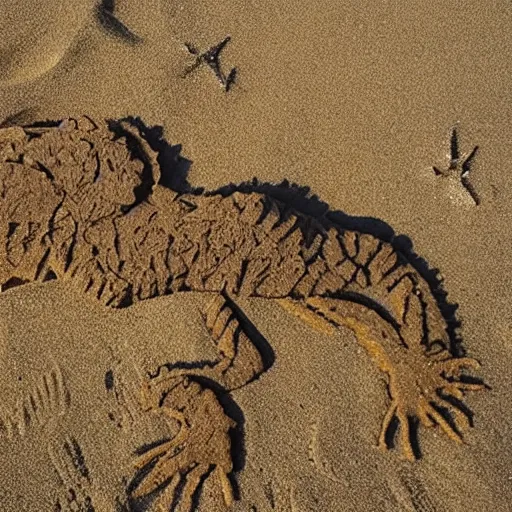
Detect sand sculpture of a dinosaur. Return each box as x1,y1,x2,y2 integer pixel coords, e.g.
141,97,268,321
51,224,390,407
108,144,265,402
0,117,485,511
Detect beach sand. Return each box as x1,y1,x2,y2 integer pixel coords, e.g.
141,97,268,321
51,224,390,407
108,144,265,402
1,1,512,510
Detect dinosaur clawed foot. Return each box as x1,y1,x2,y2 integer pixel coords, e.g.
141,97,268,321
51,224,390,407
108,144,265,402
378,353,486,461
132,377,236,511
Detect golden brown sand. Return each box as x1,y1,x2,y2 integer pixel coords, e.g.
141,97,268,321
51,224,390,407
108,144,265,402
1,1,512,511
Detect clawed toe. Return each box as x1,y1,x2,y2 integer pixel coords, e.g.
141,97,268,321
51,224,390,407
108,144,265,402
133,454,233,511
418,397,465,444
434,356,481,376
133,437,183,471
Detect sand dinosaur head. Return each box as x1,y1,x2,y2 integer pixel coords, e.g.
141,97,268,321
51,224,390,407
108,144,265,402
9,117,164,219
0,161,62,285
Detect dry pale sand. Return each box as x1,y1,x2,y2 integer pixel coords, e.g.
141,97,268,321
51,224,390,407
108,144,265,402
1,0,512,511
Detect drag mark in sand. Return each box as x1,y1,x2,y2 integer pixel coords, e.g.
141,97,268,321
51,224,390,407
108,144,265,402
0,108,39,129
95,0,143,45
50,431,132,511
251,481,297,511
0,363,69,440
49,434,95,511
387,469,439,512
104,350,147,434
307,416,344,485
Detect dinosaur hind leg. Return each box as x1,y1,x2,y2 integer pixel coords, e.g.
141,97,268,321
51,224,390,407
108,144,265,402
135,294,268,508
279,295,484,460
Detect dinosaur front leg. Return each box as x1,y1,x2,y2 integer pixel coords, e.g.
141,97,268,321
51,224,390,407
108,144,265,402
132,377,235,511
281,293,485,460
200,292,267,390
141,292,267,408
133,293,267,510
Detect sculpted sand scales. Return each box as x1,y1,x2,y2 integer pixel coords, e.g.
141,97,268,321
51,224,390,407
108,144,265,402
0,117,486,511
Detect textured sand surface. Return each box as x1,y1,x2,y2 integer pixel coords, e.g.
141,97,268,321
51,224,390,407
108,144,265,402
1,1,512,511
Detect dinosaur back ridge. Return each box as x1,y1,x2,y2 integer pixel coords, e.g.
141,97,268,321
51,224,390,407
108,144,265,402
0,116,460,352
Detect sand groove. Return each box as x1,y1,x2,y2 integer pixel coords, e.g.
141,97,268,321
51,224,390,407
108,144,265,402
104,359,146,434
49,434,94,511
400,472,438,512
95,0,143,45
307,416,344,485
387,470,439,512
0,364,69,440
